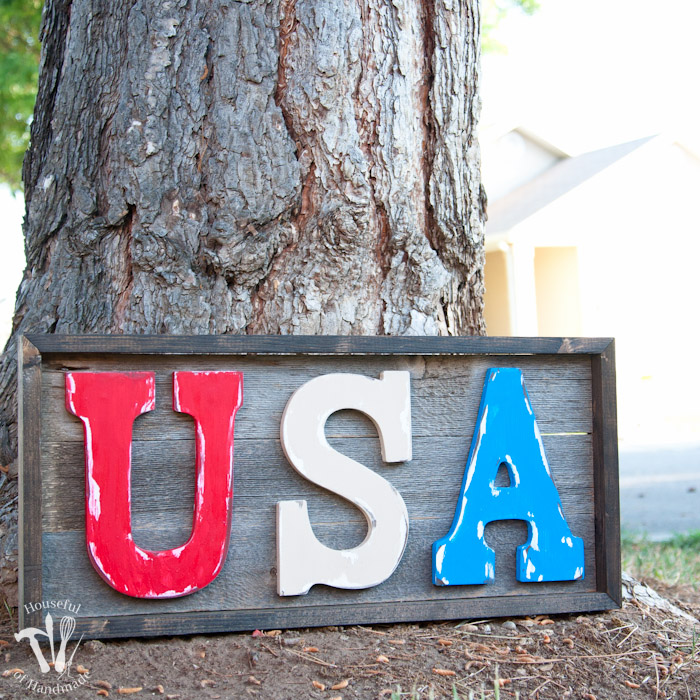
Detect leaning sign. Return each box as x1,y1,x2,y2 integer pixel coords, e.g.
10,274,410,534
18,335,620,639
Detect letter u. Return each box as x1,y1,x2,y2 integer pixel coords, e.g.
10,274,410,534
66,371,243,598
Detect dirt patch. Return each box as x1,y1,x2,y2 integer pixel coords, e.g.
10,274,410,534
1,579,698,700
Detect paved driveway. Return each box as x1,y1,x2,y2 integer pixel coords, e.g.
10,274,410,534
619,441,700,539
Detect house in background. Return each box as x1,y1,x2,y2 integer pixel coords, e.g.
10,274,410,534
481,128,700,443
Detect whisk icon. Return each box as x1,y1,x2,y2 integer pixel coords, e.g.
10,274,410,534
55,615,75,673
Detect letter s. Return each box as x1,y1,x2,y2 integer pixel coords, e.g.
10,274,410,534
277,372,411,596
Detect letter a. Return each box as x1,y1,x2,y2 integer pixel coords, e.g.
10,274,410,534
66,371,243,598
432,368,584,586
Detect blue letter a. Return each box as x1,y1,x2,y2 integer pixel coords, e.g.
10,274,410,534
432,368,584,586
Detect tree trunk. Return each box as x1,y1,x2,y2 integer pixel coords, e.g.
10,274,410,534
0,0,485,603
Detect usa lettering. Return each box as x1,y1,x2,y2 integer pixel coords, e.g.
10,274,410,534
65,368,583,600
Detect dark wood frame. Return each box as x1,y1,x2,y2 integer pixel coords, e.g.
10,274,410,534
19,334,620,638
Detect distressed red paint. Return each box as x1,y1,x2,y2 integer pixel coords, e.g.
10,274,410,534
65,371,243,599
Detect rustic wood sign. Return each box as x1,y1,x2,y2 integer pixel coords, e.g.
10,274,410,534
19,335,620,639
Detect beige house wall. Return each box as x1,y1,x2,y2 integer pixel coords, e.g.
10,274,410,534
534,247,583,336
483,250,513,336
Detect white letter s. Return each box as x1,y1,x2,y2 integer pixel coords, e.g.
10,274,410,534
277,372,411,596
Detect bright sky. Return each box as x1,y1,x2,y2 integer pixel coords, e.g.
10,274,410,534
1,0,699,348
482,0,700,155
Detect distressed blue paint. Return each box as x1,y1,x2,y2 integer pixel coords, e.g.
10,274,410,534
432,368,584,586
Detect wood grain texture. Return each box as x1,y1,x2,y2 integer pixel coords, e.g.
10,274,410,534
27,334,614,356
591,342,621,605
43,511,597,618
41,354,593,444
41,434,594,534
62,592,621,640
18,338,43,630
20,342,619,637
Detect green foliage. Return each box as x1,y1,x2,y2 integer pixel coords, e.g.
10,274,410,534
482,0,540,54
0,0,43,190
622,530,700,587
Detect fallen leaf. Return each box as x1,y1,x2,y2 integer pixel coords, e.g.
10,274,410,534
376,655,389,663
2,668,24,677
542,634,551,644
117,689,143,695
200,679,215,688
0,640,9,647
247,676,261,685
312,680,326,691
76,664,90,674
437,638,453,647
303,646,319,653
538,619,555,626
96,681,113,690
387,639,405,645
331,679,349,690
498,678,512,687
563,638,574,648
433,668,456,677
265,630,282,637
624,681,641,689
97,691,109,697
582,694,597,700
330,697,342,700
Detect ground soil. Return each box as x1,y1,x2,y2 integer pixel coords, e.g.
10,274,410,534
1,579,698,700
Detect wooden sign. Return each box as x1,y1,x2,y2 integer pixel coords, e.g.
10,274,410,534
18,335,620,639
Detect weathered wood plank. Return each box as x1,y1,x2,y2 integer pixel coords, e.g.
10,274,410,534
42,510,597,620
18,338,44,631
65,591,621,640
29,334,615,356
41,354,593,443
592,343,622,605
41,434,594,534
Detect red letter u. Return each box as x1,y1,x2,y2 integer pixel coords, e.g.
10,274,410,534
65,371,243,599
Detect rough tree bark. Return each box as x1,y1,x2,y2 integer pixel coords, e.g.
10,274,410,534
0,0,485,603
